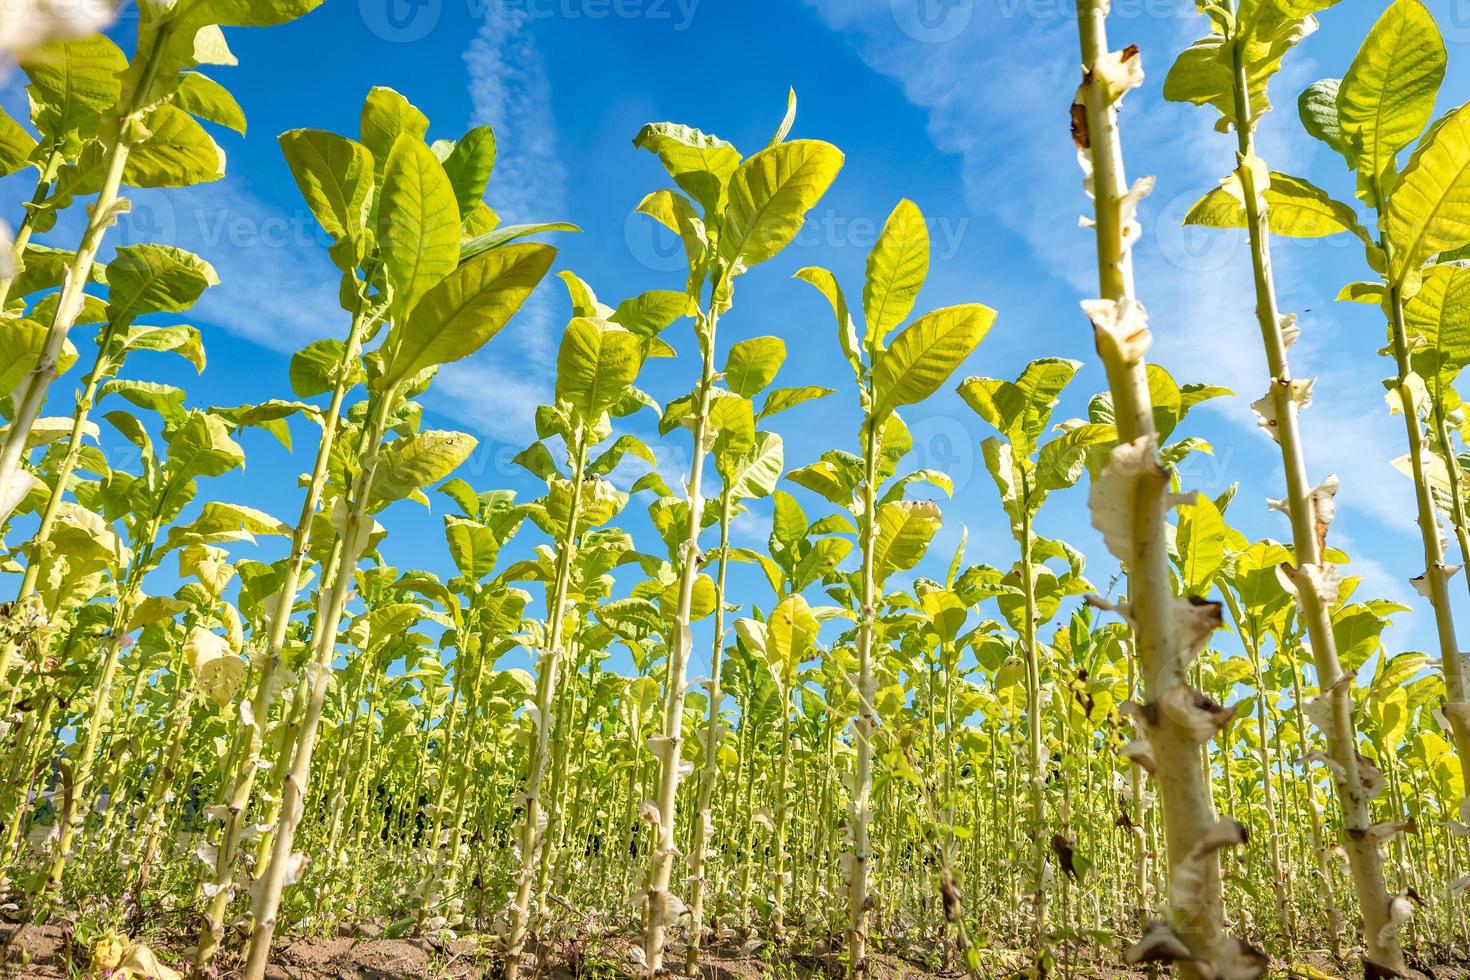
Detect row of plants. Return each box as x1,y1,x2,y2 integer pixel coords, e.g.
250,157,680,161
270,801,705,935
1,0,1469,977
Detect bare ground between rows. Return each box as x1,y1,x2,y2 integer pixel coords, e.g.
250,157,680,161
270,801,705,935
3,923,1469,979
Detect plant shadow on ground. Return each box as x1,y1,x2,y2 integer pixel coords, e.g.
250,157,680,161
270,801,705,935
4,923,1470,980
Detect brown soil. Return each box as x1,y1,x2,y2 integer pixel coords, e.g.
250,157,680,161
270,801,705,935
2,923,1468,979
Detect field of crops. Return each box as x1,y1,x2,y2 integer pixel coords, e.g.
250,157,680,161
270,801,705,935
1,0,1470,977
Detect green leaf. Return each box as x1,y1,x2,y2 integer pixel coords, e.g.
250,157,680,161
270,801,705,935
765,592,819,689
555,317,644,419
1386,103,1470,278
121,324,207,372
361,86,429,184
1299,79,1350,159
787,459,853,507
723,430,784,501
378,134,460,314
126,105,226,187
105,244,218,322
101,379,188,422
173,0,325,30
444,514,501,581
631,122,740,216
19,36,125,144
1337,0,1444,182
441,125,496,216
795,266,862,382
163,411,245,493
458,222,580,264
172,72,246,134
279,129,373,266
957,358,1080,451
370,431,478,509
758,385,834,421
863,199,929,348
1034,423,1115,494
1403,262,1470,369
290,338,363,398
1184,173,1366,238
378,242,556,389
720,140,843,273
0,108,38,178
724,336,785,398
1178,494,1227,593
872,499,942,584
872,305,995,423
0,322,76,399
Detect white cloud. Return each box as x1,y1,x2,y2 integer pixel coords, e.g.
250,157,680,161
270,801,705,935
436,7,574,438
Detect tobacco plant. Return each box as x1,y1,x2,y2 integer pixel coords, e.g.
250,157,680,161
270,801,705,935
628,98,842,974
1167,0,1420,967
795,197,992,975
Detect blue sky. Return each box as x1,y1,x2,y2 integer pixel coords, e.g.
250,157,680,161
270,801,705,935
6,0,1470,674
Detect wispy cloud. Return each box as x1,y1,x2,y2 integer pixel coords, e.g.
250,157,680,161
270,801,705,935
436,7,572,442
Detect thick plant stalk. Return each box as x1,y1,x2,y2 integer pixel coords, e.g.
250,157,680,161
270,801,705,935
643,309,719,973
414,629,473,929
193,301,372,973
0,317,123,695
685,488,733,973
240,392,395,980
847,417,880,980
0,25,173,522
1071,5,1242,976
1220,27,1406,970
0,146,63,312
1385,279,1470,786
1018,507,1048,947
504,435,589,980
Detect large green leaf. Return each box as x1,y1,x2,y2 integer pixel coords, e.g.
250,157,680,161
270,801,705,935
378,242,556,389
279,128,373,266
720,140,843,273
361,87,429,184
1184,172,1365,238
724,336,785,397
872,499,942,584
555,317,643,419
631,122,740,217
723,430,784,501
765,592,819,690
1337,0,1444,182
441,126,496,216
458,222,581,265
1299,78,1350,158
443,514,502,581
957,358,1080,452
370,431,478,509
1386,103,1470,278
63,105,226,190
163,411,245,496
0,109,37,177
173,0,325,29
863,199,929,348
378,134,460,314
105,244,218,322
0,319,78,397
1179,494,1227,593
20,35,125,144
795,265,861,381
172,72,246,134
290,338,363,398
871,305,995,422
1403,262,1470,370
